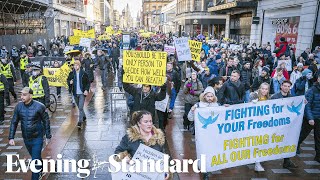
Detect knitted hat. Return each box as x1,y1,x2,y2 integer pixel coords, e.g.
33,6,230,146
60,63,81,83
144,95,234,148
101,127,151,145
203,86,215,96
302,69,312,76
262,66,270,73
215,54,221,60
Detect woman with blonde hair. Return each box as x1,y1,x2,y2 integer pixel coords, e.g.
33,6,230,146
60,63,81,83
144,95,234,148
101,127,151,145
249,82,270,171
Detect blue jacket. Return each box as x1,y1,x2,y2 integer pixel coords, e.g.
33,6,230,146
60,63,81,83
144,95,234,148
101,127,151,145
293,76,313,96
202,44,210,55
305,82,320,121
206,58,221,77
272,77,286,94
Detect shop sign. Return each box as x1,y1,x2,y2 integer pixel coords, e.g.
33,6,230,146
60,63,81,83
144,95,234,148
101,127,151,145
209,2,237,11
274,16,300,49
271,18,289,25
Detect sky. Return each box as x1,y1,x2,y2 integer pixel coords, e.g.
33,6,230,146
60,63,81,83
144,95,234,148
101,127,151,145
114,0,142,18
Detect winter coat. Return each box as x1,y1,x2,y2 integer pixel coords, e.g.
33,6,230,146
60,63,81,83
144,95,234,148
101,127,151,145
95,55,107,70
29,75,51,107
166,69,181,93
272,76,286,94
240,68,253,90
219,65,235,79
270,92,293,100
183,80,204,104
123,83,166,117
9,100,51,140
293,76,314,96
200,72,215,89
67,68,90,96
305,82,320,121
274,41,289,58
252,76,274,94
290,70,302,89
217,79,246,105
271,69,289,80
82,58,94,83
114,125,165,159
187,93,219,121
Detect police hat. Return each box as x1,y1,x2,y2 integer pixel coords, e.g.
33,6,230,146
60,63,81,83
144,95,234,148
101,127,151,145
32,64,41,70
26,63,32,68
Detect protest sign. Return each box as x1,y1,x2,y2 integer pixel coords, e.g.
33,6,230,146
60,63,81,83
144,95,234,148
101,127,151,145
164,45,175,55
155,95,169,112
30,57,66,69
229,44,242,50
122,34,130,50
173,37,191,61
63,46,74,53
51,63,72,88
123,50,167,86
73,29,82,36
85,29,95,38
113,144,165,180
188,40,202,62
69,36,81,45
207,40,219,45
194,96,305,172
278,60,292,71
79,38,92,48
43,68,63,87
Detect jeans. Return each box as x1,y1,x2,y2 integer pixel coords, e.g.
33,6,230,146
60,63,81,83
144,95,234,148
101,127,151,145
183,103,193,127
100,69,107,88
245,90,250,103
24,137,43,180
74,94,86,123
298,118,320,157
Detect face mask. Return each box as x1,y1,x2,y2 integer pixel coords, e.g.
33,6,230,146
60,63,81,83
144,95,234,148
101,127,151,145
306,73,313,80
32,71,39,76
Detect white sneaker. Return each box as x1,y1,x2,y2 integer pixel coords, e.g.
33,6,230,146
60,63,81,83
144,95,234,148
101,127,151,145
254,162,265,172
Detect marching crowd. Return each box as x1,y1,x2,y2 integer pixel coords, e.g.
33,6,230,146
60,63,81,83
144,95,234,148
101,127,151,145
1,32,320,180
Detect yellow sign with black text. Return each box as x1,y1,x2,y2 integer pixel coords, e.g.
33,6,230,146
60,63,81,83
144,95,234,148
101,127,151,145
188,40,202,62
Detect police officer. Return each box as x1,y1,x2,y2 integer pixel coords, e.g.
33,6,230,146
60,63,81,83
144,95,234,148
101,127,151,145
10,45,20,68
28,65,50,107
0,71,9,125
19,53,30,78
0,57,17,105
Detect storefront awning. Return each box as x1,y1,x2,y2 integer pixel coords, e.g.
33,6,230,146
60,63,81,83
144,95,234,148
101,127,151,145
208,1,257,12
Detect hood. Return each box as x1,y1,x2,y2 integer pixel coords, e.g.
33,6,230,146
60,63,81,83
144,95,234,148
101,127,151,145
127,125,165,146
200,86,217,103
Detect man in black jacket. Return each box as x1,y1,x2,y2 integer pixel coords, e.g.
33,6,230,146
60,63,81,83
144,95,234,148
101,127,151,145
270,80,298,168
68,60,90,129
9,87,51,180
95,50,108,91
218,70,245,106
241,61,252,102
0,72,9,125
252,66,274,94
111,43,120,72
166,62,181,93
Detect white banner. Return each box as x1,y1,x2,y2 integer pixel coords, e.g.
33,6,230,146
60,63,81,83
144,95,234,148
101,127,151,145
278,60,292,71
164,45,176,55
63,46,74,53
79,38,92,48
155,95,169,112
173,37,192,61
194,96,305,172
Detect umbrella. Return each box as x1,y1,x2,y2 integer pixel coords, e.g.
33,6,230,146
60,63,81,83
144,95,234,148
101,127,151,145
65,50,81,56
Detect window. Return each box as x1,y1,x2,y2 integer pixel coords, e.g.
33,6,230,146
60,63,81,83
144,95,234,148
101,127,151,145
195,0,201,11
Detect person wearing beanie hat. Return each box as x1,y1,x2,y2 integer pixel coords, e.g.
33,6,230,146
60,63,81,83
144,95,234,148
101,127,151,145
252,65,274,94
290,63,304,93
67,58,90,129
241,61,252,102
292,68,314,96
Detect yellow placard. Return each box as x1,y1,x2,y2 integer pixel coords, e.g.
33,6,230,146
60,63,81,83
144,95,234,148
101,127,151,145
43,64,72,88
86,29,95,38
105,26,114,35
188,40,202,62
98,34,111,40
73,29,82,36
123,50,167,86
69,36,81,45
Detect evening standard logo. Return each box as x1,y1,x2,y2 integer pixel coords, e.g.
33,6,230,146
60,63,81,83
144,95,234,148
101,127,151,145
198,111,219,129
287,100,303,115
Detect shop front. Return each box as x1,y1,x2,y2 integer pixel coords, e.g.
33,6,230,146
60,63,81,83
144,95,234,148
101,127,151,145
229,13,252,44
180,18,226,38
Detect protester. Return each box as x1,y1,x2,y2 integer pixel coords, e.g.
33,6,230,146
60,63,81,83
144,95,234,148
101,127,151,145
53,61,62,98
95,50,108,91
82,52,95,84
290,63,304,93
272,68,286,93
252,66,274,94
270,80,298,169
219,57,235,81
111,43,120,72
9,87,51,180
240,61,253,102
67,60,90,129
218,70,245,106
292,69,314,96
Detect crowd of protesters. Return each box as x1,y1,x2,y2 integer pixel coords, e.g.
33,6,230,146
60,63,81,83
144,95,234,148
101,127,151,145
1,31,320,180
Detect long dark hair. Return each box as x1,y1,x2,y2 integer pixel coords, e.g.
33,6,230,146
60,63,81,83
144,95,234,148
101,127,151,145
131,110,152,126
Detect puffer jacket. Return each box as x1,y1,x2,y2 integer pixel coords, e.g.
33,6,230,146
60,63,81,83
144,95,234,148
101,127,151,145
183,80,204,104
9,100,51,140
305,82,320,121
293,76,314,96
114,125,165,159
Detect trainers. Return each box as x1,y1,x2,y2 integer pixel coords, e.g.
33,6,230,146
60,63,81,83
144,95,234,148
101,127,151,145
283,159,298,169
254,162,265,172
77,122,82,129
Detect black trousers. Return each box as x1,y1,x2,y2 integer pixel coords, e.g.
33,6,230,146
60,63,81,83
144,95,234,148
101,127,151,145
0,91,4,122
298,118,320,157
6,78,17,103
112,57,119,71
183,103,193,127
157,110,169,131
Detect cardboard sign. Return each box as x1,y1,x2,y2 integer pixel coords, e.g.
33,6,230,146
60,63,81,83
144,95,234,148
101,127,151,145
188,40,202,62
79,38,92,48
164,45,175,55
155,95,170,112
173,37,192,61
123,34,131,50
123,50,167,86
63,46,74,53
69,36,81,45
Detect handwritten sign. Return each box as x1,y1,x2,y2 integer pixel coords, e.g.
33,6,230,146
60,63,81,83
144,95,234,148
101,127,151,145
123,50,167,86
278,59,292,71
79,38,92,48
164,45,175,55
69,36,81,45
63,46,74,53
173,37,192,61
188,40,202,62
155,95,169,112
